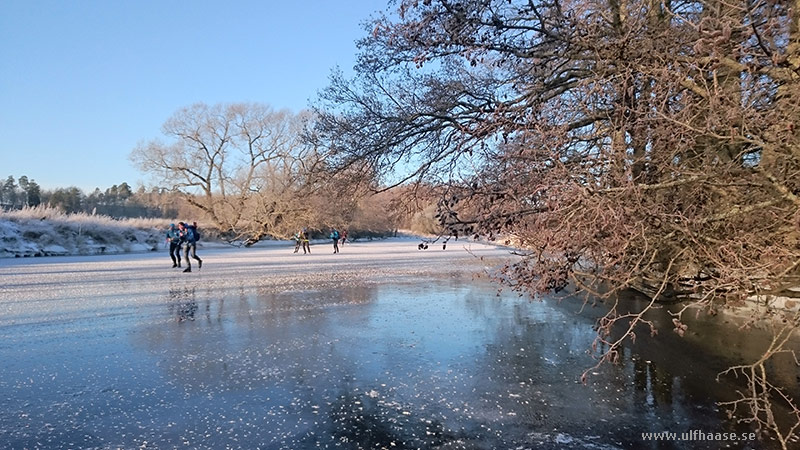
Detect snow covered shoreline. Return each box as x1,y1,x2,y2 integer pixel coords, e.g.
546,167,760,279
0,206,184,258
0,217,164,258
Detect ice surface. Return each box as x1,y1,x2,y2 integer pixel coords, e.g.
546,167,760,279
0,238,774,449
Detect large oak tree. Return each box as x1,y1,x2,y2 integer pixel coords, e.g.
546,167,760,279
313,1,800,446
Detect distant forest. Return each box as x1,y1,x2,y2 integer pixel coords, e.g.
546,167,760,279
0,175,182,219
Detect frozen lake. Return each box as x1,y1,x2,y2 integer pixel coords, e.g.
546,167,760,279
0,238,788,449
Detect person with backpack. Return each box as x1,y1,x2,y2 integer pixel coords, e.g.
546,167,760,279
178,221,203,272
330,228,340,254
165,223,182,268
191,221,201,242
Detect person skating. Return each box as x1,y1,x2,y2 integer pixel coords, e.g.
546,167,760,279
165,223,182,268
178,222,203,272
340,229,348,246
293,230,302,253
301,228,311,254
330,228,340,254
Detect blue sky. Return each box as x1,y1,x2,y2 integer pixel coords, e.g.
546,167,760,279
0,0,387,192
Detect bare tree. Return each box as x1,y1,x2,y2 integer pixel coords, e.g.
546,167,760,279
313,0,800,446
131,103,325,242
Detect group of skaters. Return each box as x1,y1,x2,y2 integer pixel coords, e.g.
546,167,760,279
294,227,348,254
167,223,348,270
165,221,203,272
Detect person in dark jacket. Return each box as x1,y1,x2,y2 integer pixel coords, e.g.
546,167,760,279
165,223,182,268
178,222,203,272
301,228,311,254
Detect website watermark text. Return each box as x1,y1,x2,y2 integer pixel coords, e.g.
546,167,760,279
642,430,756,442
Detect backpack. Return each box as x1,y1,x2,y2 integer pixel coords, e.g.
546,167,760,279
184,225,198,243
332,230,340,240
189,225,201,242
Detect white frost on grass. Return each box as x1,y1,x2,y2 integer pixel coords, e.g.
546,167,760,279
0,206,171,258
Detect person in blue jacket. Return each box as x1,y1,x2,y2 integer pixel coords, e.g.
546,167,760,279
178,222,203,272
165,223,182,268
330,228,340,254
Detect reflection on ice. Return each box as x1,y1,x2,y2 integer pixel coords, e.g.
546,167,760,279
167,287,200,322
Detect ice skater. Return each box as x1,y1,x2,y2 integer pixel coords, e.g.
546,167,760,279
165,223,182,268
293,230,302,253
301,228,311,254
178,222,203,272
330,228,340,254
